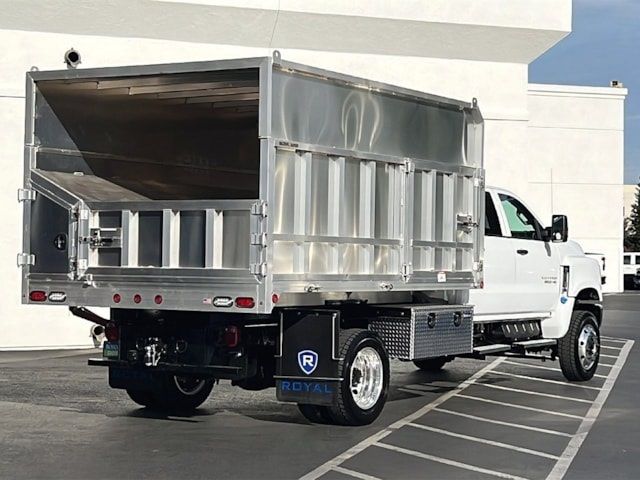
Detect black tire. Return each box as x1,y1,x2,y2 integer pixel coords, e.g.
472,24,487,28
326,329,390,426
558,310,600,381
126,389,161,408
127,375,214,412
413,357,449,372
297,404,334,424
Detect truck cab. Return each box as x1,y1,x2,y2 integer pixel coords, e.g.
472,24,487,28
470,186,603,356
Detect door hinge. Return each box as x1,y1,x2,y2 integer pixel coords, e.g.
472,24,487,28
250,232,267,247
403,159,415,174
251,201,268,217
17,253,35,267
457,213,478,232
401,263,413,278
250,262,267,276
17,188,36,202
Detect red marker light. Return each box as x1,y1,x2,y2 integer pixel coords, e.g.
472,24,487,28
133,294,142,304
224,325,240,348
272,293,280,304
29,290,47,302
154,295,163,305
235,297,255,309
113,293,121,304
105,322,119,342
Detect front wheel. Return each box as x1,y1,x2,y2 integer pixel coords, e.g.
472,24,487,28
558,310,600,381
325,329,390,426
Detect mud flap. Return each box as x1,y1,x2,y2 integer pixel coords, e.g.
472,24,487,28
275,308,341,406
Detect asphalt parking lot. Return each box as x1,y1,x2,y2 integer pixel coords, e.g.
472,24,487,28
1,294,638,480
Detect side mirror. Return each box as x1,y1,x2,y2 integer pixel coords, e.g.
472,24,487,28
550,214,568,242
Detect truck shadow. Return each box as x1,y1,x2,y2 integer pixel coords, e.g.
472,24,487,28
113,369,512,425
387,370,462,401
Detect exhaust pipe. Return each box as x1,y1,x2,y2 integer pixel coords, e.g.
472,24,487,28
90,323,105,347
91,324,105,337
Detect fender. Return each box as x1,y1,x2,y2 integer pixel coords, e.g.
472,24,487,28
542,253,602,339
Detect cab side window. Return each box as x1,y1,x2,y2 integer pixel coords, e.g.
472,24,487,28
624,255,631,265
485,192,502,237
499,194,542,241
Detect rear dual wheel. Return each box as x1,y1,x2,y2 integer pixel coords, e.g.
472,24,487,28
298,329,389,426
127,374,214,412
413,356,451,372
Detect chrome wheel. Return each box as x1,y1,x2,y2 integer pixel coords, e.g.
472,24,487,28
578,323,599,370
173,376,206,396
350,346,384,410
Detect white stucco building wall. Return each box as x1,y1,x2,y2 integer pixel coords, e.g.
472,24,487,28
0,0,624,349
526,84,627,293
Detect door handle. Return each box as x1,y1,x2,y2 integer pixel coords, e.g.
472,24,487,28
517,249,529,255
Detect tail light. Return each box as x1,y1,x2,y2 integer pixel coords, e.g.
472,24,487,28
113,293,121,304
224,325,240,348
235,297,255,309
154,295,163,305
29,290,47,302
133,294,142,304
105,322,119,342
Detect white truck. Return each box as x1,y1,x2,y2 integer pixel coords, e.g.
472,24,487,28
18,54,602,426
623,251,640,289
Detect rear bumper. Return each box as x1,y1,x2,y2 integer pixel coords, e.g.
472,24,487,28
88,358,242,379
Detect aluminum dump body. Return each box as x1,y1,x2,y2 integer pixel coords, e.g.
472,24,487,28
20,56,484,314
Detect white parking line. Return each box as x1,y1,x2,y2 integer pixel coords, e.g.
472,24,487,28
407,423,560,460
501,360,607,379
598,362,616,368
298,357,506,480
599,354,617,359
374,442,531,480
600,336,627,343
301,338,633,480
456,394,584,419
331,466,381,480
487,371,602,391
472,382,593,403
432,408,573,437
546,339,634,480
601,345,623,351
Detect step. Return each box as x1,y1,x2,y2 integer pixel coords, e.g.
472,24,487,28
473,344,511,354
512,339,557,348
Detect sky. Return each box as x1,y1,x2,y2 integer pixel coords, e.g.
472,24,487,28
529,0,640,184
